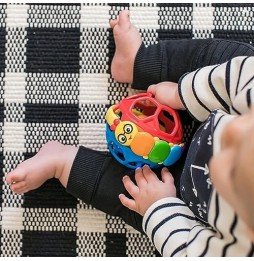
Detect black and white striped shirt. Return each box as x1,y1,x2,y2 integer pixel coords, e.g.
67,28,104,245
142,56,254,256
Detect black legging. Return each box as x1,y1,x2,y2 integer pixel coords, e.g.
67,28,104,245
66,38,254,233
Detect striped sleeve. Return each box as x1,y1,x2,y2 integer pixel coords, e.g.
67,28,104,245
178,56,254,122
142,193,254,256
142,197,198,257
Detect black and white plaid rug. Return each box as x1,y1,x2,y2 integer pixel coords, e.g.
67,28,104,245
1,3,254,257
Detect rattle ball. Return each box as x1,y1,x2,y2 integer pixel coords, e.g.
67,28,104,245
105,92,184,169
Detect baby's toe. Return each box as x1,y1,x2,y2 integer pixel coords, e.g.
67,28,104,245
5,170,26,185
10,181,27,194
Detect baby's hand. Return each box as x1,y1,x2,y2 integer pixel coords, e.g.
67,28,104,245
119,165,176,216
147,81,185,110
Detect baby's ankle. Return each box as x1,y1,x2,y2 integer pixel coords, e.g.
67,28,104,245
53,143,78,187
38,141,69,180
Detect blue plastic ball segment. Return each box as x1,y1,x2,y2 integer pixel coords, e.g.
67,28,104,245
105,92,185,169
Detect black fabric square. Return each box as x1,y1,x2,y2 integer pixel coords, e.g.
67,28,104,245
212,3,254,8
0,103,4,122
0,28,6,72
213,30,254,44
105,233,127,257
108,3,129,8
26,28,80,73
22,231,77,257
24,103,79,124
157,29,193,41
23,178,77,208
107,28,114,75
157,3,192,7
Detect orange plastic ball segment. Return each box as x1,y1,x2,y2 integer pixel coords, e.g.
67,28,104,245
148,140,171,163
130,132,155,156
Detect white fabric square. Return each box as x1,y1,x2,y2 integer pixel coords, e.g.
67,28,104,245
78,123,107,151
1,207,24,230
3,122,26,152
130,5,160,29
193,4,215,31
77,208,107,233
4,73,26,103
80,4,110,28
6,4,29,27
193,3,214,38
79,73,109,104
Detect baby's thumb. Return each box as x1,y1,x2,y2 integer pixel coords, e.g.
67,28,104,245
147,84,156,95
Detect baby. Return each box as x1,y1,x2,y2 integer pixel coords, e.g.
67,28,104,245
6,10,254,256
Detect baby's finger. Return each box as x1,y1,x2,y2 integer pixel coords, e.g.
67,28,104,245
119,194,137,212
122,175,139,198
147,84,156,95
161,167,174,184
142,165,158,182
135,167,147,188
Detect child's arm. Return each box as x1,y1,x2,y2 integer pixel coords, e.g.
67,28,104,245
121,161,253,256
142,188,253,256
179,56,254,121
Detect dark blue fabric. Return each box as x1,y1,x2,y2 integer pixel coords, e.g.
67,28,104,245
180,113,215,224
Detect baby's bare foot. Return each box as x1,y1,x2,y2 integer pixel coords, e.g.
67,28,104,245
110,10,142,83
5,141,78,194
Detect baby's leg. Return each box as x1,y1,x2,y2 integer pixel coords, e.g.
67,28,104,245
5,141,144,232
5,141,78,194
132,39,254,89
110,10,142,83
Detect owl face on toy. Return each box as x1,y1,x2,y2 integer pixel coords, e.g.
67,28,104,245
105,92,184,169
115,121,138,146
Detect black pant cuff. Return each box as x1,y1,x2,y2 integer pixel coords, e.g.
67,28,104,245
132,42,163,90
66,146,107,204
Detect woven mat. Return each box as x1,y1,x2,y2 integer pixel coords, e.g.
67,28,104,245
0,3,254,257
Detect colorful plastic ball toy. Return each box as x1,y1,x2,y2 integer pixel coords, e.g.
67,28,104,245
105,92,184,169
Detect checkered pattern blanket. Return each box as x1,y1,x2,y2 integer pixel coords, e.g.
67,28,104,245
1,3,254,257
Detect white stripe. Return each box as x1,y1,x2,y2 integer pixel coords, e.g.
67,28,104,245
212,112,236,155
180,71,210,121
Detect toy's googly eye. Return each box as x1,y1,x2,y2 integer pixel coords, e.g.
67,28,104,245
118,134,127,144
123,124,133,134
